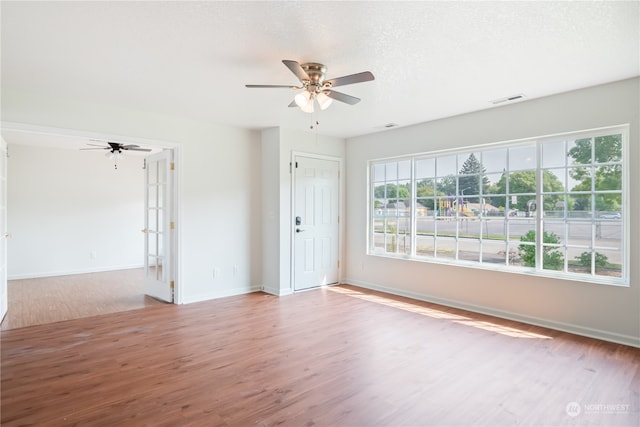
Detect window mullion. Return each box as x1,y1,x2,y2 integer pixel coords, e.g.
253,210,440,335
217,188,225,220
536,141,543,270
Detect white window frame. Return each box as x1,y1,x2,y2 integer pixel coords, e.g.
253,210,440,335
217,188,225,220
367,125,629,287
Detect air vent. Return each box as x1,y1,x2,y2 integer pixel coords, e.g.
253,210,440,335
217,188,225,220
490,94,526,105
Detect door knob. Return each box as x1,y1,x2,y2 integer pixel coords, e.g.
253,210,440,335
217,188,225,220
141,228,148,234
296,228,305,233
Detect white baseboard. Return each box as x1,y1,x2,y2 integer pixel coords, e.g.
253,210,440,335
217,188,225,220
180,284,263,304
262,286,293,296
8,265,144,280
344,277,640,349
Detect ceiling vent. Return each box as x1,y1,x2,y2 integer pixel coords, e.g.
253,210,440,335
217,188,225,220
490,94,526,105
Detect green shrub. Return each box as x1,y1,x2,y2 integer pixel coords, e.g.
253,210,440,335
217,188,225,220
576,251,609,270
518,230,564,270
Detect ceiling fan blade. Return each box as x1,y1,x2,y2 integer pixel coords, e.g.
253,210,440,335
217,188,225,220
246,84,299,89
282,60,310,83
325,71,375,88
325,90,361,105
80,147,108,150
85,143,107,147
126,148,152,152
120,144,140,149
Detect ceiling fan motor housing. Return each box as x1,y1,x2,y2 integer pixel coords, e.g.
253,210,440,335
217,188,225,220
301,63,330,92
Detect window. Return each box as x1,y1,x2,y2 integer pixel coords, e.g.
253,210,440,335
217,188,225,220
368,126,628,285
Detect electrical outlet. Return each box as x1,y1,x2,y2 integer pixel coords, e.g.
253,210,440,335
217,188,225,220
233,265,239,276
213,268,221,279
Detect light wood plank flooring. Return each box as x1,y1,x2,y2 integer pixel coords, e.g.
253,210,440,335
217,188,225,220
1,269,166,330
1,285,638,426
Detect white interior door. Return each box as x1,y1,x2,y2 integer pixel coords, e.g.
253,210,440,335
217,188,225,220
0,138,7,321
293,156,340,291
143,150,173,302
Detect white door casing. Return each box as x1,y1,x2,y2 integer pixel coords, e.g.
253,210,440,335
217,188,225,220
0,138,7,321
144,150,174,302
293,155,340,291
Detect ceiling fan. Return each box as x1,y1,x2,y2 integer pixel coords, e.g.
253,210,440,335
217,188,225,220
81,141,151,169
81,141,152,154
246,60,375,113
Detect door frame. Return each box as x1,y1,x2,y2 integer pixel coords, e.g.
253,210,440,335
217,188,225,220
0,137,7,322
290,151,344,292
0,121,183,304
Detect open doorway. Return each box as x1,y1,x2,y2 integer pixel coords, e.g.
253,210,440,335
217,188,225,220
0,124,180,329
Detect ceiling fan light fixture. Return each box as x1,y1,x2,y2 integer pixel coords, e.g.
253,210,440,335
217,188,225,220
301,94,315,113
316,92,333,110
294,91,311,108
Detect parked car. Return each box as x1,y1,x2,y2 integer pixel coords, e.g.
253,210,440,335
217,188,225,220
600,212,621,219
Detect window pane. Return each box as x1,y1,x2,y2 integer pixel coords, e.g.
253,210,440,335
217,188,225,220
542,244,564,271
542,195,565,218
542,168,566,192
593,249,622,278
482,240,507,265
396,217,411,255
594,165,621,191
594,134,621,163
596,193,621,215
596,219,622,245
542,139,566,168
417,216,436,237
398,181,411,199
509,145,537,171
416,197,436,215
568,166,591,190
385,162,398,181
435,176,456,195
568,138,592,165
515,239,536,268
460,218,481,239
373,163,385,182
437,155,457,176
485,195,506,216
508,241,526,267
416,234,434,257
436,238,456,260
509,218,535,241
482,148,507,173
484,218,506,240
416,158,435,179
458,175,481,201
459,239,480,262
398,160,412,180
568,194,592,218
373,184,387,199
566,221,590,246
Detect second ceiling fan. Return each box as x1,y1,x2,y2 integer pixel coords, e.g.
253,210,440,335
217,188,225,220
246,60,375,113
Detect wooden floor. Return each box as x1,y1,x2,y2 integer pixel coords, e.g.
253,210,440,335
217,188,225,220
1,285,638,426
1,269,167,330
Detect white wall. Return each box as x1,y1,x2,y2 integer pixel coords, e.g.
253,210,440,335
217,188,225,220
8,144,144,278
1,94,263,303
261,127,346,295
345,78,640,347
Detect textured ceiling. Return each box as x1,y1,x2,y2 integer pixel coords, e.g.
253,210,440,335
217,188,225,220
1,1,639,142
